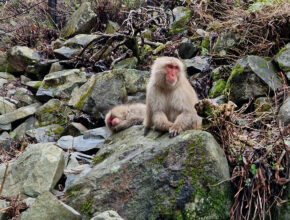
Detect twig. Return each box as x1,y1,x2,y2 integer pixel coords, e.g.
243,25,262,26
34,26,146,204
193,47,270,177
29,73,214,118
0,162,9,197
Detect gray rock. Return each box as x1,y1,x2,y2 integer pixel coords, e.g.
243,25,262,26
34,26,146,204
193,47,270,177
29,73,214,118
213,32,239,55
0,200,9,220
69,69,149,118
26,124,64,143
49,62,65,73
183,56,211,75
254,97,271,112
36,69,87,99
19,192,81,220
114,57,138,69
0,78,7,89
61,2,98,38
105,20,120,34
71,152,93,163
278,96,290,126
0,123,11,131
275,43,290,72
57,134,104,152
35,99,61,126
91,210,124,220
23,81,42,90
0,103,40,125
12,117,38,140
22,198,36,207
178,42,198,59
0,143,65,198
13,87,38,107
83,127,111,140
226,56,282,104
0,131,13,151
20,75,32,84
66,127,232,219
7,46,43,73
211,65,232,81
64,34,99,48
170,7,191,34
0,97,16,114
51,39,64,49
64,154,91,191
54,46,80,59
0,71,16,80
62,122,88,137
247,56,282,90
25,59,58,79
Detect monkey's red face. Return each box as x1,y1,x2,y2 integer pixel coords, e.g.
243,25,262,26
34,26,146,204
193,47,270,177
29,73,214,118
165,63,179,85
107,115,120,128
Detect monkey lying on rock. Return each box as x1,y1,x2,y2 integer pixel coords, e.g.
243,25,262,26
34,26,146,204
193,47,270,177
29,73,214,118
144,56,202,138
105,103,146,133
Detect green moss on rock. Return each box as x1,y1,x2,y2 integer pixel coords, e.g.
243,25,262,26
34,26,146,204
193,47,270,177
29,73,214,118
209,79,226,98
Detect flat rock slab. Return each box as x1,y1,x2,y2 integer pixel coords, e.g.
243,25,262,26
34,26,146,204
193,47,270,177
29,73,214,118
0,103,40,125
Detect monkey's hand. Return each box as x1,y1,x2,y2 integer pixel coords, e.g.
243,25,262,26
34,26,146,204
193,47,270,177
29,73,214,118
169,124,183,138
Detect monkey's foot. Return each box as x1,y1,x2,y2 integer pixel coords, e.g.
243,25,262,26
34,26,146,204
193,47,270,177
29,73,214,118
169,125,182,138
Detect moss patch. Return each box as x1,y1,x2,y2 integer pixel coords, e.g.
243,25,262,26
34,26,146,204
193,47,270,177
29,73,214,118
80,197,93,216
92,152,111,165
209,79,226,98
225,64,244,92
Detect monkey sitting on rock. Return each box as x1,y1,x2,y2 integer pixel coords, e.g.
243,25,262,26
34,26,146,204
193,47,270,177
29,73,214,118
144,56,202,138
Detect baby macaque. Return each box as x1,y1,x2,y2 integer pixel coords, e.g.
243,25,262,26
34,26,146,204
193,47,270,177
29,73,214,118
105,103,146,132
144,56,202,137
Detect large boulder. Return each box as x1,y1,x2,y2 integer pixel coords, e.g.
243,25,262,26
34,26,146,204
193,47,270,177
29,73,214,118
0,143,65,198
66,127,232,219
68,69,149,118
7,46,43,73
61,2,98,38
226,56,282,104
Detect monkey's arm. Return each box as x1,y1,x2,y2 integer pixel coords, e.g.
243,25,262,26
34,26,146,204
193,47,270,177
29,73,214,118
169,112,202,137
113,117,143,132
112,120,133,132
152,111,173,131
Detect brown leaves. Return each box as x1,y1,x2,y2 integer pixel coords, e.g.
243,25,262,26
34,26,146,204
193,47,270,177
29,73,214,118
206,95,289,219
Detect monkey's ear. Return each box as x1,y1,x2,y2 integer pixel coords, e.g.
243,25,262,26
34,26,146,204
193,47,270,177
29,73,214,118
144,127,150,136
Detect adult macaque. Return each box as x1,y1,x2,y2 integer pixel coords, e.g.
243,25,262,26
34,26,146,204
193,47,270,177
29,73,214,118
144,56,202,137
105,103,146,133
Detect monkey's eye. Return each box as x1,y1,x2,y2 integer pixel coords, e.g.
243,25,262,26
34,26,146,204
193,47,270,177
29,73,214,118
167,64,174,69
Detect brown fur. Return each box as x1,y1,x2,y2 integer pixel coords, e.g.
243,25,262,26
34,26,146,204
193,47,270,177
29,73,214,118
105,103,146,132
144,56,202,137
